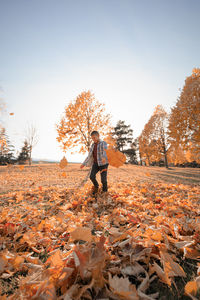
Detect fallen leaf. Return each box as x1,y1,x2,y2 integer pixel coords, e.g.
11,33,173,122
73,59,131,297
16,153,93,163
108,273,139,300
185,281,198,296
70,227,92,242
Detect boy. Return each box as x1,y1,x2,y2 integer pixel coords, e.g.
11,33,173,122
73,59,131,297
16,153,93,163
80,131,109,195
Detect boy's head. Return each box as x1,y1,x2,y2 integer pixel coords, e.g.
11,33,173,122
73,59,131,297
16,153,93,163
91,131,100,143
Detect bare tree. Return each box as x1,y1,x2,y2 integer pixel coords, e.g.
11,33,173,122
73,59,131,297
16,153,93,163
0,90,6,127
25,123,39,165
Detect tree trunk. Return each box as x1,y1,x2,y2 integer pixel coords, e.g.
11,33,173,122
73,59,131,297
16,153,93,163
147,155,150,166
139,151,142,165
162,142,168,168
29,146,32,165
164,151,168,168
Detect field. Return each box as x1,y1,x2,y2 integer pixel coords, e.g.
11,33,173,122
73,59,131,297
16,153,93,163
1,164,200,194
0,164,200,299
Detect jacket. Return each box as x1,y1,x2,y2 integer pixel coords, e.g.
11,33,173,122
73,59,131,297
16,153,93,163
82,140,108,167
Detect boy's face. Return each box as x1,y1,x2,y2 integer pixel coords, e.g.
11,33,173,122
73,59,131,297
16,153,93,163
91,134,99,143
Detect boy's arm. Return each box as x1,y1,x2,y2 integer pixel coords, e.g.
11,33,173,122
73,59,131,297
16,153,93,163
80,145,93,168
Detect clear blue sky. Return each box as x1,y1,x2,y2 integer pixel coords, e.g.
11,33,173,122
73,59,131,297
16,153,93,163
0,0,200,162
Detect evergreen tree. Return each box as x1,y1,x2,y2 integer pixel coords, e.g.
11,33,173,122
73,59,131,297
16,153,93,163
17,140,30,164
113,120,133,151
112,120,137,164
123,145,137,164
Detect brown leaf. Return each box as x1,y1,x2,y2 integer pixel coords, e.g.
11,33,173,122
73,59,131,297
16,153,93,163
108,273,139,300
70,227,92,243
160,251,186,278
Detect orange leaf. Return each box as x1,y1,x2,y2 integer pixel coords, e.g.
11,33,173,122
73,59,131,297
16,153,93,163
59,156,68,169
105,147,126,167
185,281,198,296
13,255,24,270
46,250,63,268
18,165,24,171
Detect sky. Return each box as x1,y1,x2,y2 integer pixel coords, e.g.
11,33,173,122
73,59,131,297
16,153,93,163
0,0,200,162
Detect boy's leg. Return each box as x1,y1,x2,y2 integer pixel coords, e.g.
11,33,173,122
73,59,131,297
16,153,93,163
100,164,109,192
89,162,100,190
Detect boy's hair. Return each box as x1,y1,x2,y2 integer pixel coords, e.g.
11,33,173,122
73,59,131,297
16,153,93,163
91,130,99,136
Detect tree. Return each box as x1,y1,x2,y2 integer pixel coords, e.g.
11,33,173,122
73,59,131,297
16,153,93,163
123,145,137,164
112,120,133,152
17,140,30,164
132,137,140,165
25,124,39,165
167,144,186,166
139,105,169,168
112,120,137,164
56,90,111,153
168,68,200,164
0,96,6,148
150,105,169,168
0,127,15,165
138,125,152,166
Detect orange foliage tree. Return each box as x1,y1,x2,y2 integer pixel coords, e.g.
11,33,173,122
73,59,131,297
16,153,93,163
56,90,111,153
139,105,169,167
0,98,6,149
168,68,200,163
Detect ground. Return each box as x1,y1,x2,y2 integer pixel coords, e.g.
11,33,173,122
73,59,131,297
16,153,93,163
0,164,200,299
1,164,199,194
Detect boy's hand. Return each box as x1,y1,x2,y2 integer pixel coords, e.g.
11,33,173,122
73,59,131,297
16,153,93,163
80,164,85,169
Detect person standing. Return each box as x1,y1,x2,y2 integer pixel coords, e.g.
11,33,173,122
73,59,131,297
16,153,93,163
80,131,109,196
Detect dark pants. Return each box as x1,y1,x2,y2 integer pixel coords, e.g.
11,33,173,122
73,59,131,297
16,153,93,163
90,162,109,192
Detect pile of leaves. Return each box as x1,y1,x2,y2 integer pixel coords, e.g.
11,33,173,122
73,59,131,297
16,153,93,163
0,180,200,299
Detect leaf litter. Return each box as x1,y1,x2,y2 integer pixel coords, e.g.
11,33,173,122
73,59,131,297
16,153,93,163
0,173,200,299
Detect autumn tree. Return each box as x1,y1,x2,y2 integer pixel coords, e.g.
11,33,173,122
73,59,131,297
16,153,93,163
25,124,39,165
0,96,9,163
0,96,6,147
139,105,169,168
168,68,200,164
56,90,111,153
138,125,152,166
0,127,15,165
167,144,186,166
